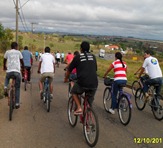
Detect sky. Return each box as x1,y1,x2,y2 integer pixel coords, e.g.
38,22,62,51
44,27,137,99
0,0,163,40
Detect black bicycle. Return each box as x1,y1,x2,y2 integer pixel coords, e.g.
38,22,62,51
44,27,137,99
135,83,163,120
42,77,51,112
67,90,99,147
103,77,132,125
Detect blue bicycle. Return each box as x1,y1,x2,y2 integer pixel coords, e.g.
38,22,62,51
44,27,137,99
42,77,51,112
103,77,132,125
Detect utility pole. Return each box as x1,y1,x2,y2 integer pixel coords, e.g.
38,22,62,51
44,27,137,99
31,22,38,33
16,0,19,43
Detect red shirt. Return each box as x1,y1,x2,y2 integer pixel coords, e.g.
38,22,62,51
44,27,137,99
111,59,127,81
65,54,74,64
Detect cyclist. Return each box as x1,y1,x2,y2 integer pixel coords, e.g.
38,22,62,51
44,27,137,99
103,52,127,114
65,41,98,115
64,51,80,87
37,47,55,99
61,51,65,63
64,51,74,65
55,51,61,67
138,50,163,100
21,46,33,82
35,51,39,61
3,42,24,109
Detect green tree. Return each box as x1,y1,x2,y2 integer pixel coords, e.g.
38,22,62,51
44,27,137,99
0,24,14,52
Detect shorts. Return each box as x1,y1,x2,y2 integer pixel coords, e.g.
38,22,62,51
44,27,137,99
71,83,97,106
56,58,60,62
40,72,54,84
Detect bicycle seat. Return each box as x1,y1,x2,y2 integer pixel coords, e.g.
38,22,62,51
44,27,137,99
118,84,126,88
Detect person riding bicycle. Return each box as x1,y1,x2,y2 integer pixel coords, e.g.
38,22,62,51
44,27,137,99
64,51,74,65
35,51,39,61
3,42,24,109
65,41,98,115
138,50,163,101
37,47,55,99
103,52,127,114
55,51,61,67
21,46,33,82
64,51,80,87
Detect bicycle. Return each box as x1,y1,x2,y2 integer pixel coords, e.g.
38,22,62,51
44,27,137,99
103,77,132,125
7,77,16,121
135,83,163,120
41,77,52,112
67,90,99,147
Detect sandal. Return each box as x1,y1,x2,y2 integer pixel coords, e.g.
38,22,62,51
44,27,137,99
74,109,83,115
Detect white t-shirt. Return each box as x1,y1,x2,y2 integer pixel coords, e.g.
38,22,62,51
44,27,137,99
4,49,23,73
56,53,61,59
40,53,55,74
143,56,162,79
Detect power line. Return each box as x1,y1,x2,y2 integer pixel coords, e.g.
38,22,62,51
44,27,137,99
18,0,29,31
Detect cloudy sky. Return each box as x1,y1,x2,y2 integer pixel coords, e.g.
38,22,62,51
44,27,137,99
0,0,163,40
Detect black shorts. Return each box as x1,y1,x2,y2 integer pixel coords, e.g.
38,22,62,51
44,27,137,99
71,83,97,105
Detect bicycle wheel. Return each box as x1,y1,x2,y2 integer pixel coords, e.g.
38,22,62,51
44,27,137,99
68,82,71,98
118,95,131,125
151,94,163,120
135,88,146,110
9,89,14,121
103,87,111,112
83,108,99,147
67,96,78,127
131,80,141,96
46,92,50,112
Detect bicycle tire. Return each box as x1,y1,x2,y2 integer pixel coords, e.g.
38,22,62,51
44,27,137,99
68,82,71,98
103,87,111,112
135,88,146,110
118,95,131,125
9,89,14,121
131,80,141,96
46,86,51,112
67,96,78,127
83,107,99,147
151,94,163,121
46,96,50,112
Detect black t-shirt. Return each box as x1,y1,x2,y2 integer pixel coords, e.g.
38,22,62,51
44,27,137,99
68,52,98,89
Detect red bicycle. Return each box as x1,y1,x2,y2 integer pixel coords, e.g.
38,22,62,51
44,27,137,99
67,90,99,147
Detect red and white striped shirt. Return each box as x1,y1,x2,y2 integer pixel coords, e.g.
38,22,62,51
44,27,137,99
111,59,127,81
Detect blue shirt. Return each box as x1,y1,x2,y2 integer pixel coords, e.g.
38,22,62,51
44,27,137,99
22,50,32,67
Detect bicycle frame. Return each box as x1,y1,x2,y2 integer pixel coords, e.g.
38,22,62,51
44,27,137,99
111,83,132,108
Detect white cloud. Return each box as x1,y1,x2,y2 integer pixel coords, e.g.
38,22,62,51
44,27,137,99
0,0,163,40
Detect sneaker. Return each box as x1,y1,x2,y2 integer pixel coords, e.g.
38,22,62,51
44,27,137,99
109,108,115,114
4,88,8,97
50,94,53,99
15,103,20,109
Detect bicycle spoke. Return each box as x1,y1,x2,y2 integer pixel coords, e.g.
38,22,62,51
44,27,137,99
118,95,131,125
83,108,99,147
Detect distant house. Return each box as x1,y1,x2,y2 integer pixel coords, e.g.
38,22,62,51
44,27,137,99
105,45,119,50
